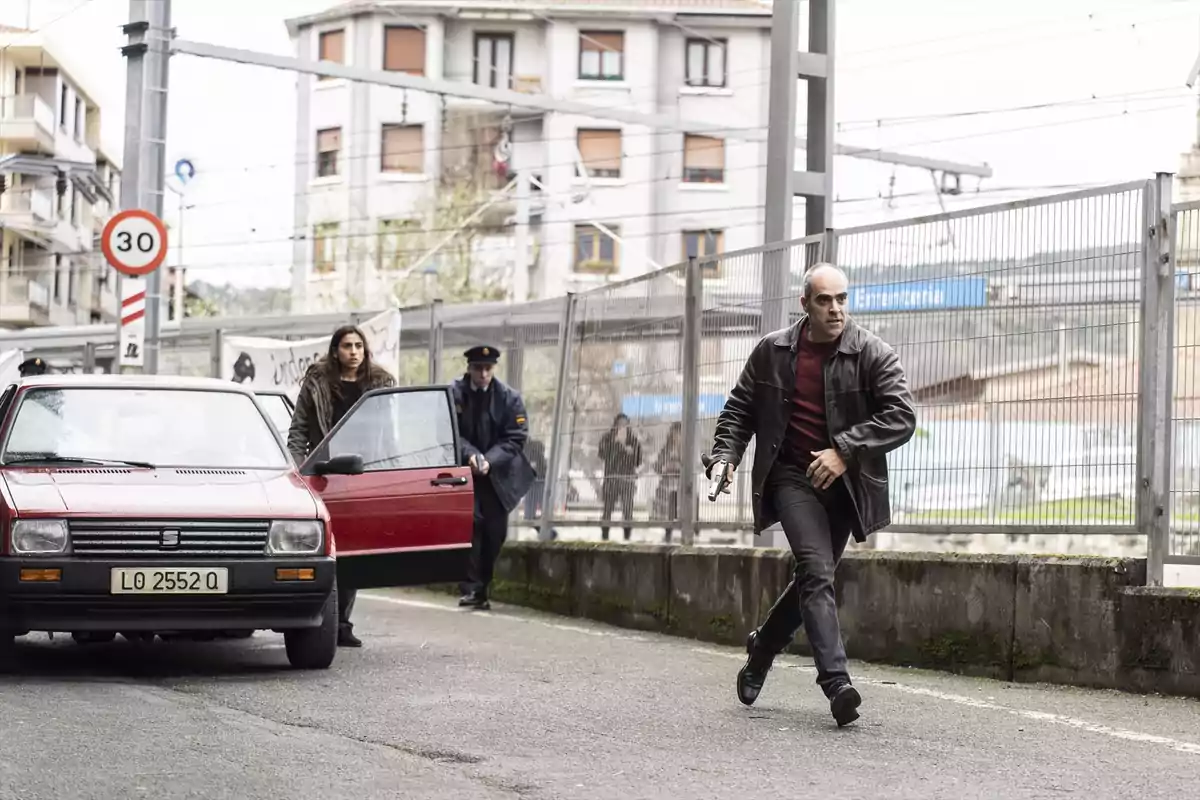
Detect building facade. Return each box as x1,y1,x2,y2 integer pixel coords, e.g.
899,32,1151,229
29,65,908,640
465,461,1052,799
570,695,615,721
285,0,772,314
0,26,121,330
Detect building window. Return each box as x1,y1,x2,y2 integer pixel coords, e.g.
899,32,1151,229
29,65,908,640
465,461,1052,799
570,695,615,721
318,29,345,80
316,128,341,178
313,223,339,274
576,129,622,179
67,260,77,306
682,230,724,276
682,134,725,184
574,225,619,274
59,83,68,128
685,38,727,88
474,33,514,89
53,255,62,302
378,219,421,272
579,31,624,81
74,97,83,140
381,124,425,174
384,26,426,75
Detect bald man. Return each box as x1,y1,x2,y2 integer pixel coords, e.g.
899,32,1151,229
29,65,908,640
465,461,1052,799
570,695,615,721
708,263,916,727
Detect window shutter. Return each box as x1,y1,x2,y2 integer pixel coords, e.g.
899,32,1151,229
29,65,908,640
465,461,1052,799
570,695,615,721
577,130,622,175
385,27,427,75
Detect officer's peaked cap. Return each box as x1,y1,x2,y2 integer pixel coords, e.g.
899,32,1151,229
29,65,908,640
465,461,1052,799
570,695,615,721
464,345,501,365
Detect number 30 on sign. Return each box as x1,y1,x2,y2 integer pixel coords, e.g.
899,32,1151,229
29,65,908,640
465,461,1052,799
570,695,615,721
101,209,168,277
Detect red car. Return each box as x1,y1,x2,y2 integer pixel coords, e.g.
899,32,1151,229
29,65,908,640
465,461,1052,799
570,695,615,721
0,375,474,669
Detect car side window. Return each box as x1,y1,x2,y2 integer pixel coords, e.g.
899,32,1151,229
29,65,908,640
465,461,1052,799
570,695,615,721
311,389,457,472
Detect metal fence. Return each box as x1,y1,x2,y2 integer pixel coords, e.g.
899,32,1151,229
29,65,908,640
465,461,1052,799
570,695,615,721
5,174,1196,583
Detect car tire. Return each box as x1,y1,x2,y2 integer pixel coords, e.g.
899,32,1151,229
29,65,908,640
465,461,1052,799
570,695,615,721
283,583,337,670
72,631,116,645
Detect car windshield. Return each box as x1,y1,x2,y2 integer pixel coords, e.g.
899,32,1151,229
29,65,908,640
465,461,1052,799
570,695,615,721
257,393,294,434
1,387,290,469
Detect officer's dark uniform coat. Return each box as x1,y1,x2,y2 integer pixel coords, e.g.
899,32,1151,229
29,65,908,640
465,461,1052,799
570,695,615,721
450,374,536,512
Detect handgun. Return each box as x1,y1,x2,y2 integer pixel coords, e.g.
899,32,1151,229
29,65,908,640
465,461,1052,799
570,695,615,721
700,453,732,502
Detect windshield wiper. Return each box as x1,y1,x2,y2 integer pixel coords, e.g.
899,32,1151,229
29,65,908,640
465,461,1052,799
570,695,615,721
3,455,157,469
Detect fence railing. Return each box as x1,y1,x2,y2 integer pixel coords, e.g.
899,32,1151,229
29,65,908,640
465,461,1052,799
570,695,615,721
12,173,1200,584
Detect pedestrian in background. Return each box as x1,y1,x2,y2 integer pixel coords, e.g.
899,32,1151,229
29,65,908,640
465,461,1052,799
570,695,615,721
654,421,684,543
598,413,643,541
709,264,916,727
453,345,536,610
287,324,395,648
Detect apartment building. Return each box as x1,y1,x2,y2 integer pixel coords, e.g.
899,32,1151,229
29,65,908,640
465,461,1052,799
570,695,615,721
286,0,772,313
0,26,121,329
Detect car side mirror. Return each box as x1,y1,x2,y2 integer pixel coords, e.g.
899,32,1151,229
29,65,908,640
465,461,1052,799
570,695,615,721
312,454,365,476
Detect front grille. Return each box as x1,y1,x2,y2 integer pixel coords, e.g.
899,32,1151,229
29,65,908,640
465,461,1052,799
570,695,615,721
68,520,271,558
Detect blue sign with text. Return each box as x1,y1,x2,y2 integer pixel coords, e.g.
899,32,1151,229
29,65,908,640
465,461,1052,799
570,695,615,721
622,394,728,419
848,277,987,312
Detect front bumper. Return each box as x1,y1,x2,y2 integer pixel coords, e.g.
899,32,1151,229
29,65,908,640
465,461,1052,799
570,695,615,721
0,557,335,634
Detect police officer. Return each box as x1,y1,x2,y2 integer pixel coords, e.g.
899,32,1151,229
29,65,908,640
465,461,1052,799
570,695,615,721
453,345,536,610
18,357,47,378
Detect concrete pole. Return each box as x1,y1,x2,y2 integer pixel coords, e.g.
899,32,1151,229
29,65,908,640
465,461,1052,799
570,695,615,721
119,0,172,374
760,0,800,337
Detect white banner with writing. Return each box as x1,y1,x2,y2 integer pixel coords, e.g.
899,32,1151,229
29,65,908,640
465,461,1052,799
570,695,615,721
220,310,402,394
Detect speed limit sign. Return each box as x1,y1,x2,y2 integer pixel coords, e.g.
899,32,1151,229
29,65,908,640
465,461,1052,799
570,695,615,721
101,209,168,277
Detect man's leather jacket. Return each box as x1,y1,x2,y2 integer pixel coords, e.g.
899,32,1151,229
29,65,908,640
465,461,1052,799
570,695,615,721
710,316,917,541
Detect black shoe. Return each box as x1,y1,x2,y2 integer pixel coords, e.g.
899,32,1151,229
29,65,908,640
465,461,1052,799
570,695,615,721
829,683,861,727
337,626,362,648
458,594,490,610
736,630,777,706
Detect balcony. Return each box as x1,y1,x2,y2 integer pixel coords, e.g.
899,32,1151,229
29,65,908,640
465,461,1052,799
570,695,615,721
0,186,55,222
0,275,52,326
0,95,56,155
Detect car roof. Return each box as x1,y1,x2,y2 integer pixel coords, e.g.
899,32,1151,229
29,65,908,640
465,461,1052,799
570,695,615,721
12,374,255,395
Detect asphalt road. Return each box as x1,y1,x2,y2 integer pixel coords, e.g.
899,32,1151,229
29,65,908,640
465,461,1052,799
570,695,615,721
2,590,1198,800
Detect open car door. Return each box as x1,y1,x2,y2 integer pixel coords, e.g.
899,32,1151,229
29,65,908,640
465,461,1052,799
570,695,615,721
299,386,474,591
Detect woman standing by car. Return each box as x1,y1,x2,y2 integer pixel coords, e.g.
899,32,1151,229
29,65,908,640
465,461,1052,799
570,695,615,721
288,325,395,648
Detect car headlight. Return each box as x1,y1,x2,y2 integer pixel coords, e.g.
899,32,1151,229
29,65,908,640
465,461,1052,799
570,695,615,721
10,519,69,555
267,520,324,555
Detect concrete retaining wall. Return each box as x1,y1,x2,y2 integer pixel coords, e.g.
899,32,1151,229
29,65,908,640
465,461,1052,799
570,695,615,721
462,542,1200,698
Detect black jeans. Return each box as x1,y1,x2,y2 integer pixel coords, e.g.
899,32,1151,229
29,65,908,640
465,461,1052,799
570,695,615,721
338,586,356,631
601,478,635,541
462,477,510,599
755,456,854,698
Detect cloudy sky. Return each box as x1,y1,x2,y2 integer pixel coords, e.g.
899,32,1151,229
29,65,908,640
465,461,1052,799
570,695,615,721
4,0,1199,288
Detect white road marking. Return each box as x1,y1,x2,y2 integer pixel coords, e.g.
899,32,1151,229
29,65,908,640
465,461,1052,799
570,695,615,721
360,593,1200,756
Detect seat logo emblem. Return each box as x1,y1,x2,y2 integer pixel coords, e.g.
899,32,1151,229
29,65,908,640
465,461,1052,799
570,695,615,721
161,529,180,548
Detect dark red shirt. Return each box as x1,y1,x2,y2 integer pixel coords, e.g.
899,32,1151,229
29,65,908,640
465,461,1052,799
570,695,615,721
787,325,839,463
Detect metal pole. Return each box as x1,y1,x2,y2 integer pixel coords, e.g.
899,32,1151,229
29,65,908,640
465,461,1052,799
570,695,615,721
428,298,443,384
1137,173,1176,587
173,192,185,322
805,0,835,237
679,258,702,546
760,0,799,337
540,293,577,542
210,328,223,379
512,170,531,303
82,342,96,374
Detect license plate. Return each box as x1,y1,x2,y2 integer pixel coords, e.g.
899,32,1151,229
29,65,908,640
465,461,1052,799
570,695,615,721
110,567,229,595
